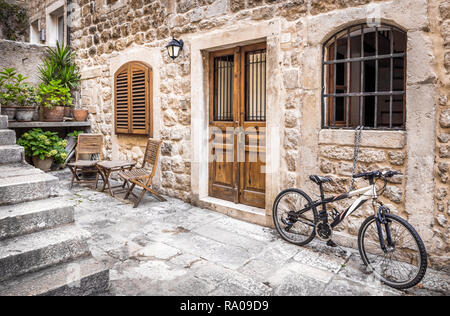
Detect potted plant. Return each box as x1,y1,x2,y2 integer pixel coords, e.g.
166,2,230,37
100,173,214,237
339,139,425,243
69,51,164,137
38,43,80,118
39,80,73,122
16,84,41,122
17,128,68,172
0,68,19,120
73,107,89,121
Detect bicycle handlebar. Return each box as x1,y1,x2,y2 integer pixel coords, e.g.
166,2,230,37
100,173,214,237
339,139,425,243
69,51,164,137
353,170,402,179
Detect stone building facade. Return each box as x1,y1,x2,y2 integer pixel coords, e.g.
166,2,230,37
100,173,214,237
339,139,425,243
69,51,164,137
21,0,449,270
26,0,70,46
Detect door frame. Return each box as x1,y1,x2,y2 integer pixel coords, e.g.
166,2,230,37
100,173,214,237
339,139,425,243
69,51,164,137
208,43,267,208
190,20,283,225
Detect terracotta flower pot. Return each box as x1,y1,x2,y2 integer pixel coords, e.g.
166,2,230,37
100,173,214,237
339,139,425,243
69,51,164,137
43,106,65,122
16,106,36,122
73,109,89,122
32,156,53,172
64,106,72,118
1,106,17,121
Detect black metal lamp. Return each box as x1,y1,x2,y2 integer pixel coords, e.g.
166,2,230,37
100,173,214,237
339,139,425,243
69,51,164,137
166,37,184,60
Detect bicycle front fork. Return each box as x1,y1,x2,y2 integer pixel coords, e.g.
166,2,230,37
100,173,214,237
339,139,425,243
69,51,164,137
375,206,394,253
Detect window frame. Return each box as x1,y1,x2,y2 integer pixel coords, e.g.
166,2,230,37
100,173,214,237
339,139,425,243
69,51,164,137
114,61,153,136
321,23,407,130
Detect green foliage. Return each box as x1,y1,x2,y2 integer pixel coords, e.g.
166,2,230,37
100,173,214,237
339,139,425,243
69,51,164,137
67,130,84,139
0,0,28,41
17,129,68,163
39,80,73,109
38,42,81,91
0,67,41,107
16,84,42,107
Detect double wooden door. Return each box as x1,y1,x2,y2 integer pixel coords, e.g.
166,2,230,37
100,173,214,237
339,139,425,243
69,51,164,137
208,43,267,209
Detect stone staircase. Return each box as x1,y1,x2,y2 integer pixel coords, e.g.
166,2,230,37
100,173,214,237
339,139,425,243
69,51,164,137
0,115,109,296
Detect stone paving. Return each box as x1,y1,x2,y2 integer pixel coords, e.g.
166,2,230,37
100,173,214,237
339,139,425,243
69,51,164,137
53,170,449,296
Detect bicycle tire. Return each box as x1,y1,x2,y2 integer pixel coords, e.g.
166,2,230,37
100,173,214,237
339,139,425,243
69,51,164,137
358,213,427,289
272,188,318,246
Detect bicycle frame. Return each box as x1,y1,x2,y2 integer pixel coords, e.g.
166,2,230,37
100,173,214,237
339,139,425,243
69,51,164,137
331,184,378,227
295,183,378,229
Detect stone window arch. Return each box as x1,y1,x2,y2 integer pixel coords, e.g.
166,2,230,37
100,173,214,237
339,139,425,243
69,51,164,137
114,61,153,135
322,23,407,129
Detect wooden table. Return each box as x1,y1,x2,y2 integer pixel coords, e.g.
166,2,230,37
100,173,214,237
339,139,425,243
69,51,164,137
96,161,136,196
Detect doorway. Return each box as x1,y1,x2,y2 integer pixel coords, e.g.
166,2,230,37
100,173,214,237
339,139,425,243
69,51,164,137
208,43,267,209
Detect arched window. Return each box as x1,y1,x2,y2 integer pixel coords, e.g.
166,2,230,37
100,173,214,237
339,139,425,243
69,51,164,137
114,61,152,135
322,24,407,129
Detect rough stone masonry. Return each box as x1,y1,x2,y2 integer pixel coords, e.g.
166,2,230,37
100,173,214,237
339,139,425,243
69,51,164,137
17,0,450,271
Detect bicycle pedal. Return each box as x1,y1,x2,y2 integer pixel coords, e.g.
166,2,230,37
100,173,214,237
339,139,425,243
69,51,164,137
326,240,338,248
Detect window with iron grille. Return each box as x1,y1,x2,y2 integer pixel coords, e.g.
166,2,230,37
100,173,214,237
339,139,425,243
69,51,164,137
245,49,267,122
322,24,407,129
212,55,234,121
210,45,267,123
114,61,152,135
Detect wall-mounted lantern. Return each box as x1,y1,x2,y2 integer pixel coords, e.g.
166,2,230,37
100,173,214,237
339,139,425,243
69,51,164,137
166,37,184,60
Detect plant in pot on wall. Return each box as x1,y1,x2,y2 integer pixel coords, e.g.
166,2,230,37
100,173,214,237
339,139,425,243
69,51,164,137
39,79,73,122
17,128,68,172
38,42,81,118
0,67,20,120
16,83,41,122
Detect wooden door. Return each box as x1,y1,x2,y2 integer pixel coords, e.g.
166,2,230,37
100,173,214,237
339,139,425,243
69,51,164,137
209,43,267,208
239,43,266,208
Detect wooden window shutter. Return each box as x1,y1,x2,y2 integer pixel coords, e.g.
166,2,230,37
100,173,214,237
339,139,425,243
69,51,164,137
114,62,152,135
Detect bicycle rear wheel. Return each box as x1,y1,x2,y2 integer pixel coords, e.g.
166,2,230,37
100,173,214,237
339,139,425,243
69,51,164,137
272,189,318,246
358,214,427,289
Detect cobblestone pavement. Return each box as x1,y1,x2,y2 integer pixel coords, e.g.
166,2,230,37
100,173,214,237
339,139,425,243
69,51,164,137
54,171,449,296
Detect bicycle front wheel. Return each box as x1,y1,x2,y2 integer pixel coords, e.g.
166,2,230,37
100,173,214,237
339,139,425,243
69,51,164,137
272,189,318,246
358,214,427,289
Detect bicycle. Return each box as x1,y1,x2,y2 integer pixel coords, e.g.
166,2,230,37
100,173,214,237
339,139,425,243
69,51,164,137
272,170,428,290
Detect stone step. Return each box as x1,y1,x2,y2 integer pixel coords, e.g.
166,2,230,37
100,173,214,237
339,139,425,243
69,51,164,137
0,165,59,205
0,116,7,129
0,162,42,178
0,256,109,296
0,197,75,240
0,130,16,146
0,224,91,282
0,145,24,164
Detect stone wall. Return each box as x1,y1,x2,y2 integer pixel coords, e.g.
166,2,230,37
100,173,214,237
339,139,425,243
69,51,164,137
62,0,449,269
0,0,28,41
318,131,407,237
0,40,47,86
430,0,450,268
26,0,62,24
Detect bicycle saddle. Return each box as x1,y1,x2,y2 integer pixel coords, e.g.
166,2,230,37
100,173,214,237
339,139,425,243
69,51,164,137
309,175,332,185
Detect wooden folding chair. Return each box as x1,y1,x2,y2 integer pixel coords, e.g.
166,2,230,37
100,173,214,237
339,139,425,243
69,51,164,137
67,134,103,189
118,138,166,208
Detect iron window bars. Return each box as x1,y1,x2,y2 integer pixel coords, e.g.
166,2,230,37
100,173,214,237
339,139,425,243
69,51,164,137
322,24,407,130
212,49,267,122
245,49,267,122
213,55,234,121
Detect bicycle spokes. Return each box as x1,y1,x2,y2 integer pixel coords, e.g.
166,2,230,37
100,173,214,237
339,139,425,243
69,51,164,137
359,214,426,288
273,189,318,246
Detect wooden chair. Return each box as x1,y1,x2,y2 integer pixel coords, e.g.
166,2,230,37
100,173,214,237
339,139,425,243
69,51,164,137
67,134,103,189
118,138,166,208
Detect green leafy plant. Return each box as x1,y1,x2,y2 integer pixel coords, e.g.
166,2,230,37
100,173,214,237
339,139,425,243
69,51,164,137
17,128,68,163
39,80,73,109
16,84,42,107
38,42,81,91
67,130,84,139
0,67,40,107
0,68,18,106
